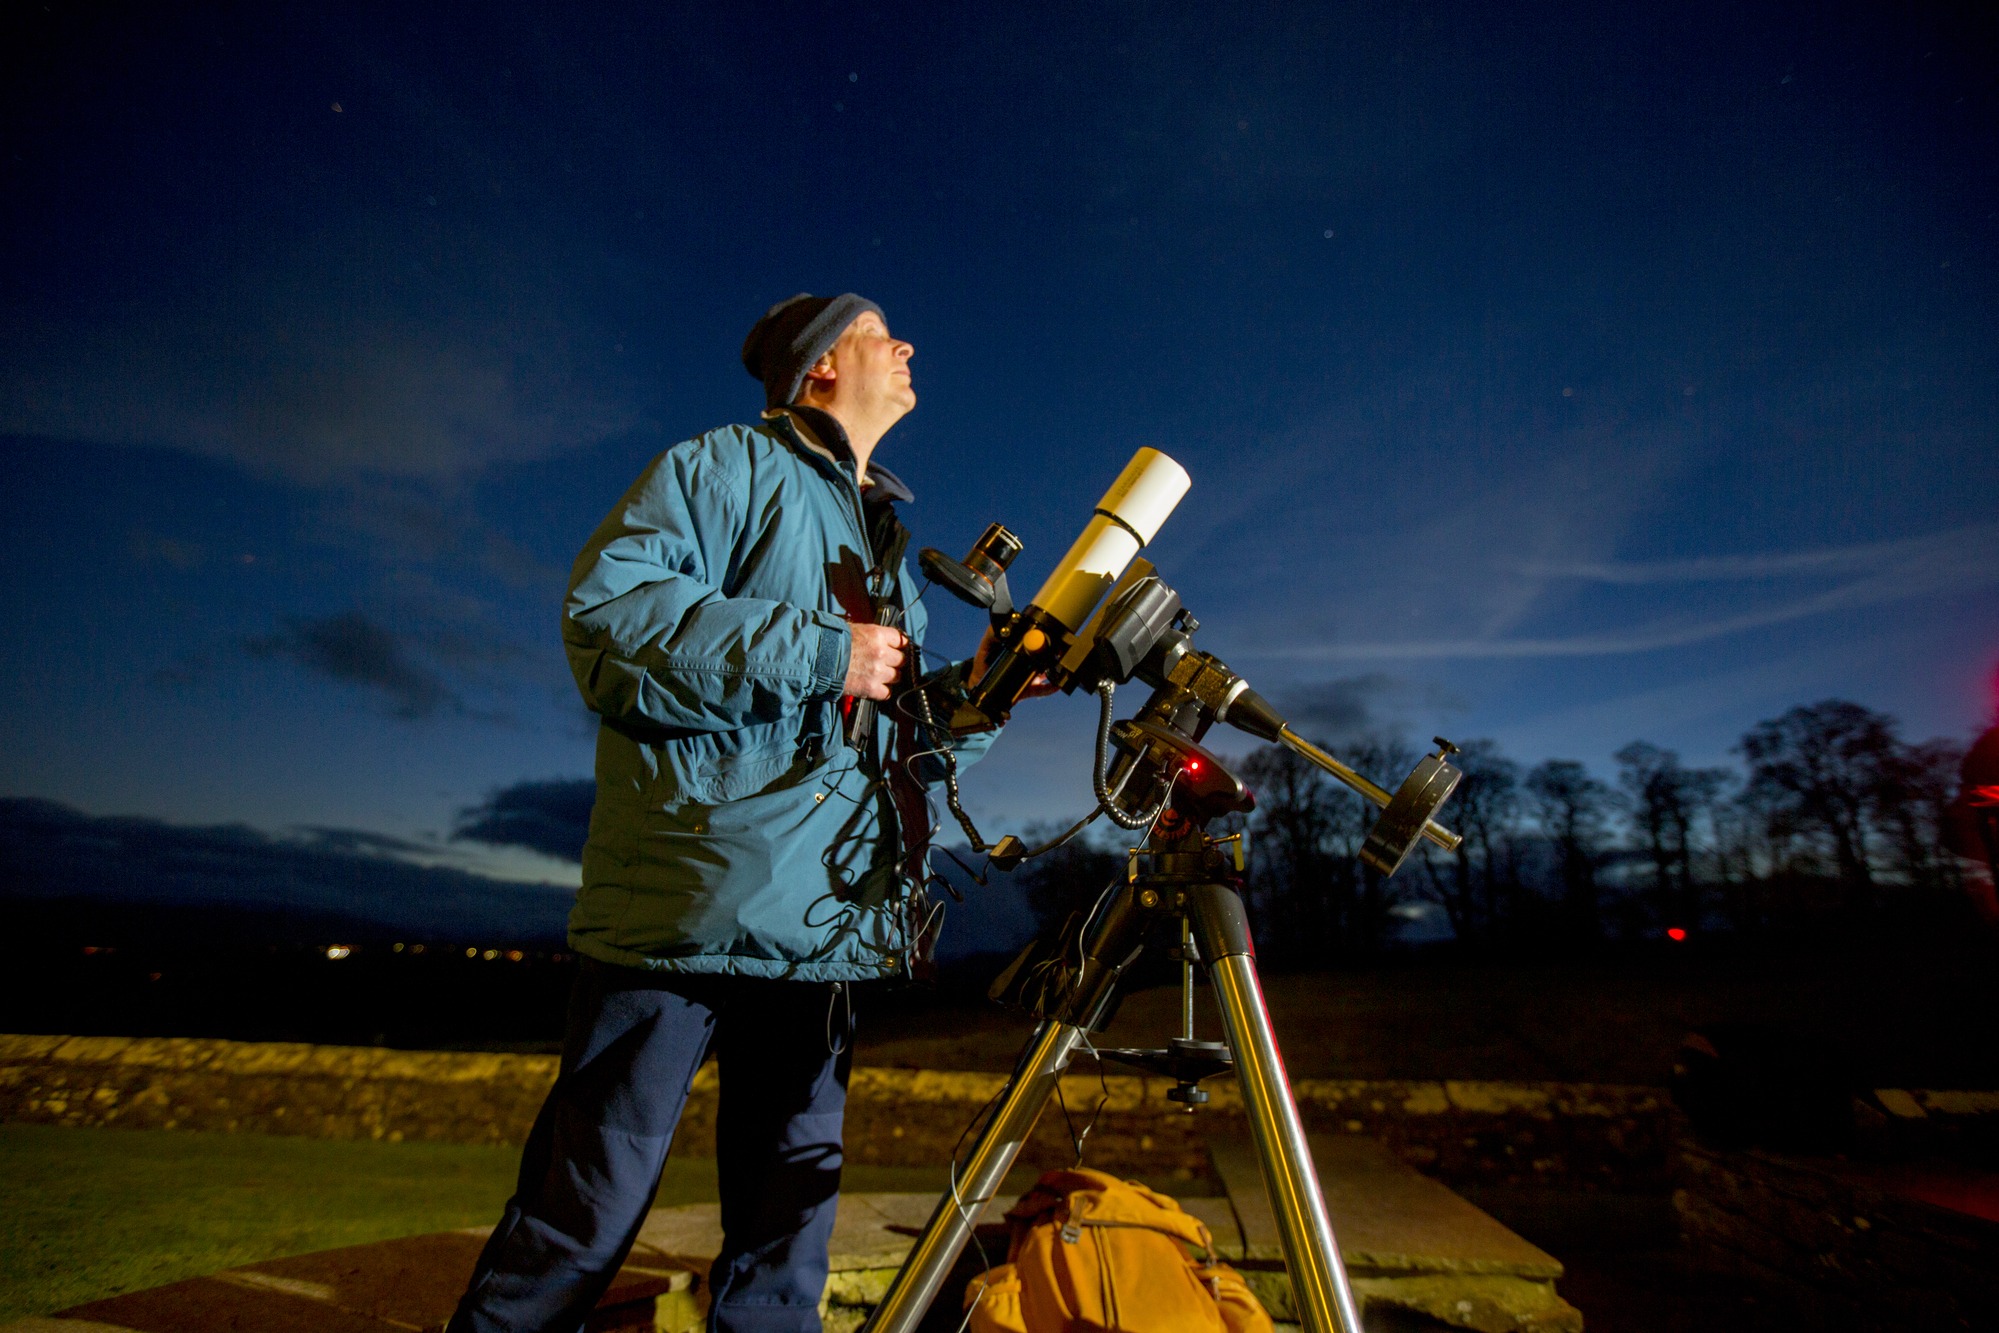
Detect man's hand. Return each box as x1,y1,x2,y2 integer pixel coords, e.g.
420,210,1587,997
845,622,908,700
972,627,1060,699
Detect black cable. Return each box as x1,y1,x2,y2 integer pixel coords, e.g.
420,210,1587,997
908,670,991,854
1093,680,1175,830
905,657,1100,863
1019,808,1105,859
824,982,850,1056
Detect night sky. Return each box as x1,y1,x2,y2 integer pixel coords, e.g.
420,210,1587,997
3,2,1995,904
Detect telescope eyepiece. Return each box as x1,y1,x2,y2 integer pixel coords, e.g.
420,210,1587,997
919,523,1023,615
965,524,1021,584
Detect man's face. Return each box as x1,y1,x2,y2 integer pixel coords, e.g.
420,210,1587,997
808,311,916,423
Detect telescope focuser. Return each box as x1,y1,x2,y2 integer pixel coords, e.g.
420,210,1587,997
917,523,1020,619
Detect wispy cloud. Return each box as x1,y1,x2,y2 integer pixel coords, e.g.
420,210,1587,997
0,232,640,483
1252,524,1999,662
245,611,457,718
1488,637,1906,768
1171,389,1686,675
1517,523,1999,586
1,318,637,482
312,477,564,591
1280,672,1465,741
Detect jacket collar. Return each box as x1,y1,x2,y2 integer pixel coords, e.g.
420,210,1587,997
761,406,915,505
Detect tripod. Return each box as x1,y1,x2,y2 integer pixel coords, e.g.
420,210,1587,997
873,550,1464,1333
866,805,1367,1333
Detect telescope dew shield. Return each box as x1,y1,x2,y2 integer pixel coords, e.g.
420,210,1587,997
953,448,1191,733
1029,448,1191,628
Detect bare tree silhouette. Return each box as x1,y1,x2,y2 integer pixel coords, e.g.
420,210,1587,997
1526,760,1613,941
1740,701,1900,909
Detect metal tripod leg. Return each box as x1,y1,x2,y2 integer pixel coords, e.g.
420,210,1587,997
864,1020,1085,1333
1189,883,1366,1333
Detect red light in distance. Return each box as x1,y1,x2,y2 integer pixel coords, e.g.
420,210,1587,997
1666,927,1687,942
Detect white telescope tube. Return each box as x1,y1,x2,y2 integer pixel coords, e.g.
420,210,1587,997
1028,448,1191,631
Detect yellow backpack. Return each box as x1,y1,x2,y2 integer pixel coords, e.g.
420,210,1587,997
963,1168,1274,1333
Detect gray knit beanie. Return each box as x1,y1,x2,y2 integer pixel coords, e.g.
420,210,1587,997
740,292,886,408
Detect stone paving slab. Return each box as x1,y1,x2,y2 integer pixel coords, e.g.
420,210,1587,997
3,1193,983,1333
634,1191,962,1327
6,1166,1584,1333
1210,1133,1564,1277
635,1191,943,1276
1206,1130,1581,1332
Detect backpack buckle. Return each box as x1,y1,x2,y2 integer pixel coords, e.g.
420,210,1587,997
1060,1221,1081,1245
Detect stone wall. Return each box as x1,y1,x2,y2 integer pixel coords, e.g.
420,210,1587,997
0,1033,1677,1187
839,1067,1682,1190
1676,1141,1999,1331
0,1033,558,1145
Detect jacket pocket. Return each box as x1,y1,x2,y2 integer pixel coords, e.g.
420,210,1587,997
650,716,816,805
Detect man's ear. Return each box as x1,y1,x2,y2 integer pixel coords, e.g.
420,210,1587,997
802,354,837,386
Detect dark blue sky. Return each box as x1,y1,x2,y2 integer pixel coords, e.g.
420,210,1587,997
3,1,1994,890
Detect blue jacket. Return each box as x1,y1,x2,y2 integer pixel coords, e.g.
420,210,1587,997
561,409,993,980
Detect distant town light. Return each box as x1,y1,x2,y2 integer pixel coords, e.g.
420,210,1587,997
325,945,352,960
466,947,479,958
505,950,524,962
1666,927,1687,942
482,949,499,961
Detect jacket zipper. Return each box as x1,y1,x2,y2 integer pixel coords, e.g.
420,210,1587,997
773,409,875,566
772,411,912,973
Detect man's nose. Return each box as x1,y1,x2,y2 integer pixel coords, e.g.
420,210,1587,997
896,340,914,361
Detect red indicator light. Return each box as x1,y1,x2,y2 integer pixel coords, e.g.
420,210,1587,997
1666,927,1687,942
1187,758,1201,773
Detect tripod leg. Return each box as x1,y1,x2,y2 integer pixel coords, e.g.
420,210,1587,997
864,1020,1085,1333
1190,885,1366,1333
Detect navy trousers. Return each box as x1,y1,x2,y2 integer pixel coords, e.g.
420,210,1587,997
449,960,854,1333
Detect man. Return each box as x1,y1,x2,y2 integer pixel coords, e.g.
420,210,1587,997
449,293,997,1333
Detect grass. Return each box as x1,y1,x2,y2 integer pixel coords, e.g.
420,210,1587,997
0,1123,1007,1322
0,1124,518,1321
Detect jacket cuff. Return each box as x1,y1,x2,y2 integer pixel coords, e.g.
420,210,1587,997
811,619,851,698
